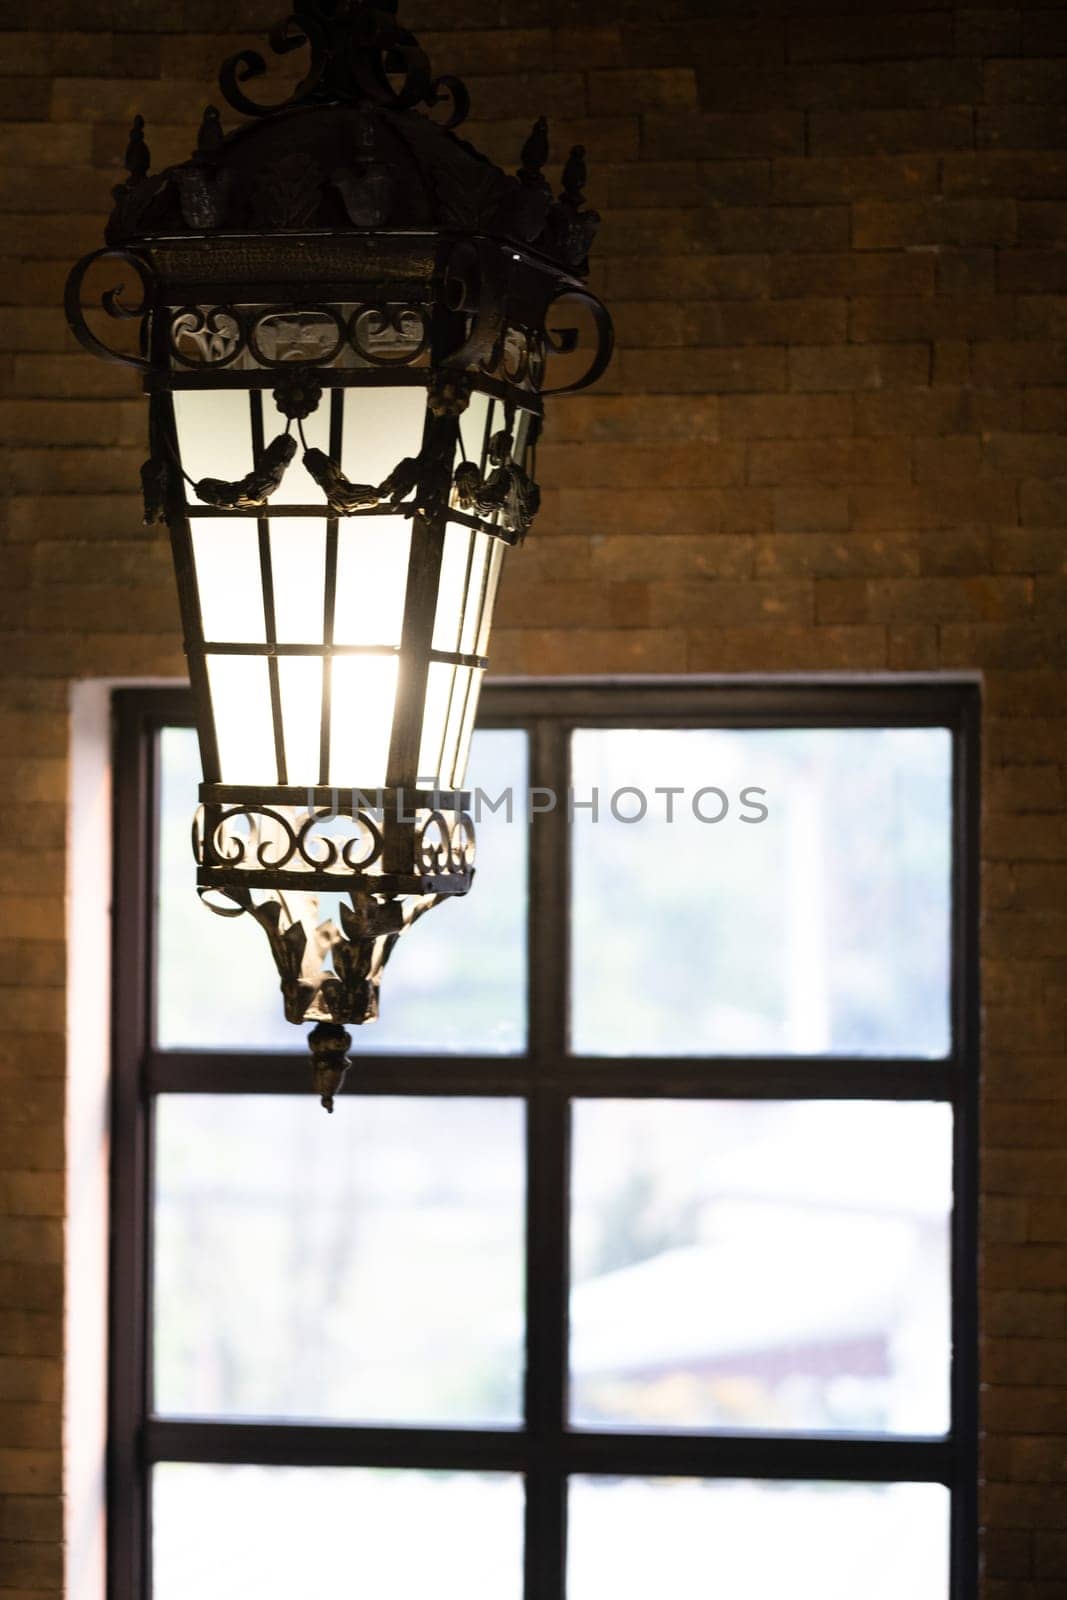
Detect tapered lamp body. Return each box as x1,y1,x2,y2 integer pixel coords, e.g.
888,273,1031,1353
65,2,612,1082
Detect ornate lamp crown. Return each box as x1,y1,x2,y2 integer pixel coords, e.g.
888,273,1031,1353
66,0,612,1107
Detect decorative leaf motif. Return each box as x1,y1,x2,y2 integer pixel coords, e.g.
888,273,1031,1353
302,448,420,516
453,429,540,539
195,431,296,509
140,454,169,525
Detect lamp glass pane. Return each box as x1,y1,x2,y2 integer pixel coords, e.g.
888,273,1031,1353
206,655,277,784
452,666,485,788
459,390,492,468
172,390,252,502
269,518,326,644
459,530,491,656
190,520,265,644
568,1477,949,1600
417,661,455,786
277,656,322,785
328,654,398,788
432,523,471,653
264,393,330,506
154,1465,524,1600
333,515,412,647
341,386,427,489
476,539,505,656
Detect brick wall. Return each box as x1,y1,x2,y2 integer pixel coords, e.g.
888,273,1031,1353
2,1,1066,1595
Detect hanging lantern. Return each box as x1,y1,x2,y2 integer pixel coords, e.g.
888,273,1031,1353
65,0,611,1105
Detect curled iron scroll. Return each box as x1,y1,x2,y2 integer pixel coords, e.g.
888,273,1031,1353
539,287,615,397
218,11,328,118
64,247,155,371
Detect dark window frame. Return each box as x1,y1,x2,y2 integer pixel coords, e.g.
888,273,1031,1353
109,677,980,1600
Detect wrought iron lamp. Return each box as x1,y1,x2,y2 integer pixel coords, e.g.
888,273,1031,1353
65,0,612,1106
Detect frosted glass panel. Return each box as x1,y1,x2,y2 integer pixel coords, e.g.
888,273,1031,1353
570,1100,952,1435
569,1478,949,1600
571,727,952,1057
458,390,491,468
206,655,276,784
277,656,322,786
264,394,330,506
341,386,427,489
477,539,505,655
154,1096,525,1423
156,726,527,1051
333,516,411,647
173,390,252,500
190,521,264,644
418,660,455,785
453,666,484,787
433,523,471,653
269,519,325,644
460,530,491,656
155,1465,524,1600
328,654,397,788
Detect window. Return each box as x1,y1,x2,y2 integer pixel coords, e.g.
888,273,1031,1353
110,680,978,1600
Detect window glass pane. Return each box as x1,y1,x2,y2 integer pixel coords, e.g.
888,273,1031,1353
154,1096,525,1423
156,725,527,1052
570,1100,951,1435
155,1464,523,1600
570,727,952,1057
568,1477,948,1600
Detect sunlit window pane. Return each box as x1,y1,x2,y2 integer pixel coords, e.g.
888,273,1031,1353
570,727,952,1057
154,1096,525,1424
155,1465,524,1600
570,1100,952,1435
568,1477,949,1600
156,725,528,1051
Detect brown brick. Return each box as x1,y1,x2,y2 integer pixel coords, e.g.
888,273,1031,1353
684,299,846,347
788,59,982,112
642,111,804,161
944,153,1067,200
808,108,975,155
1019,298,1067,339
602,255,769,301
719,394,852,440
986,60,1067,105
619,346,786,395
753,533,919,579
853,198,1017,249
686,623,887,672
957,9,1022,58
788,344,929,392
588,69,697,114
789,12,954,62
849,295,1012,342
973,341,1067,386
771,251,936,298
771,155,938,203
538,442,745,488
772,489,850,533
980,106,1067,150
750,438,910,487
